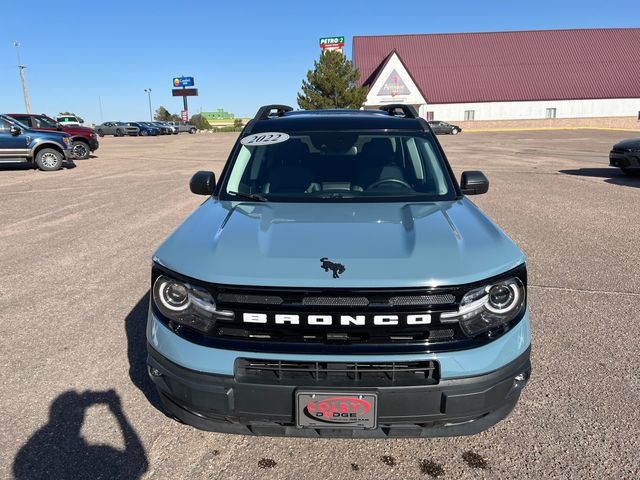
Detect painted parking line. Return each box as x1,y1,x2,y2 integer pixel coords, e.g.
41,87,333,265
464,127,640,133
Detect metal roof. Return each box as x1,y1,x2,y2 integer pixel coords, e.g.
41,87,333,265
353,28,640,104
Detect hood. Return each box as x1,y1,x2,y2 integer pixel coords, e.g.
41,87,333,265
155,199,525,288
613,138,640,151
62,125,94,134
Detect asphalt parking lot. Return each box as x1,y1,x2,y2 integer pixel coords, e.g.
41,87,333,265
1,129,639,479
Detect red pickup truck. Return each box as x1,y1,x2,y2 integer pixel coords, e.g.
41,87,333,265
7,113,99,159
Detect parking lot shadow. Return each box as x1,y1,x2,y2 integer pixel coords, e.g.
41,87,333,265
13,389,148,479
125,292,164,413
559,168,640,188
0,162,76,171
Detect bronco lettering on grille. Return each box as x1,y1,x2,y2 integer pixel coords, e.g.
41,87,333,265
241,313,432,326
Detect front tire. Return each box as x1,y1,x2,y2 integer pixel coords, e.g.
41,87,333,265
451,128,459,135
97,129,104,137
140,130,149,136
71,141,90,159
35,148,63,171
115,129,124,137
189,128,196,134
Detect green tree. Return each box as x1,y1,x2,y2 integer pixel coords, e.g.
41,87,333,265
189,114,212,130
154,106,172,121
233,118,243,128
169,113,182,122
297,50,368,110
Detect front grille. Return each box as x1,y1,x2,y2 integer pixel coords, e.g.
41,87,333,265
152,263,527,354
302,296,369,306
217,293,283,305
236,359,440,386
388,294,455,306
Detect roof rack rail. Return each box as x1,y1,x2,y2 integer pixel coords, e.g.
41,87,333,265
379,104,419,119
254,104,293,120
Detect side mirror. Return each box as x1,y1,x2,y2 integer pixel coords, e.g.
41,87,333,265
10,125,22,136
460,171,489,195
190,171,216,195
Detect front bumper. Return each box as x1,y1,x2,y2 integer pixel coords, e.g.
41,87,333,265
89,137,99,152
63,148,74,161
610,150,640,169
148,345,530,437
147,309,532,437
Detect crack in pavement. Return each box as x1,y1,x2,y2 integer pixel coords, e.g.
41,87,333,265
529,284,640,297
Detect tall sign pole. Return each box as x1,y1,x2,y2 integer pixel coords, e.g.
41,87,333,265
13,41,30,113
144,88,153,121
172,77,197,122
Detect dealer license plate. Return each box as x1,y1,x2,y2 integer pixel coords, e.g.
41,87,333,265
296,392,378,429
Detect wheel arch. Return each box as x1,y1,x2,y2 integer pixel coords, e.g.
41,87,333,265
31,141,65,159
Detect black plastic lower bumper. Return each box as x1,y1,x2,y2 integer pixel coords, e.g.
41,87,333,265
610,150,640,169
147,345,531,438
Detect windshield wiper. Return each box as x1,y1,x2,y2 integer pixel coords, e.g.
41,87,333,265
228,191,268,202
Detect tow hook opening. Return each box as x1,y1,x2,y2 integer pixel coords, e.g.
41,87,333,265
148,365,163,378
508,368,531,397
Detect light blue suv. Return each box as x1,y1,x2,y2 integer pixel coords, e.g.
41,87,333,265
146,104,531,437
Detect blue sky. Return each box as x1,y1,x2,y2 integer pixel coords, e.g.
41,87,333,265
1,0,637,123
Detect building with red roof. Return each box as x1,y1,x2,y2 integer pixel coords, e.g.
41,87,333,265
353,28,640,124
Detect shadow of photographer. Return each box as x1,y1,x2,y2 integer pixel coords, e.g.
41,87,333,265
13,389,148,480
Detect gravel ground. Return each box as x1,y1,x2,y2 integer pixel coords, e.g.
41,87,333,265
1,130,639,479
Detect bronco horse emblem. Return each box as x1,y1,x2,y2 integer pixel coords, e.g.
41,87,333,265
320,257,346,279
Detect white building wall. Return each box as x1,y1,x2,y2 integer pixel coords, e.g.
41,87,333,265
421,98,640,121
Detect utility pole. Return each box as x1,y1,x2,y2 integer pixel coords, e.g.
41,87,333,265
13,41,30,113
144,88,152,121
98,96,104,122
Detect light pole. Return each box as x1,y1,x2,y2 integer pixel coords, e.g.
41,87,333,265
13,41,30,113
144,88,152,121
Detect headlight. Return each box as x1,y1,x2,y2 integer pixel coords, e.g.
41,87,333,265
441,276,525,336
153,275,234,333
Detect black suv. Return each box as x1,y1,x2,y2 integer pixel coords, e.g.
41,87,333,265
428,121,462,135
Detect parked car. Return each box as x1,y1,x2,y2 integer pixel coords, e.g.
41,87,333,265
146,104,531,438
609,138,640,175
149,122,174,135
428,120,462,135
7,113,99,160
95,122,139,137
0,114,73,170
155,121,179,134
128,122,160,136
56,115,84,127
168,121,198,134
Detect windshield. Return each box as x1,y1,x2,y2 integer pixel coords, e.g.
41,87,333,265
33,116,59,128
221,131,456,202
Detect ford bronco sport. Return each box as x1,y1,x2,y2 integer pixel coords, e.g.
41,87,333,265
147,104,531,437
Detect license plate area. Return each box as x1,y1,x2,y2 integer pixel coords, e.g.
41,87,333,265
296,391,377,429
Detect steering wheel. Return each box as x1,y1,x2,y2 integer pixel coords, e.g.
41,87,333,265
366,178,413,191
